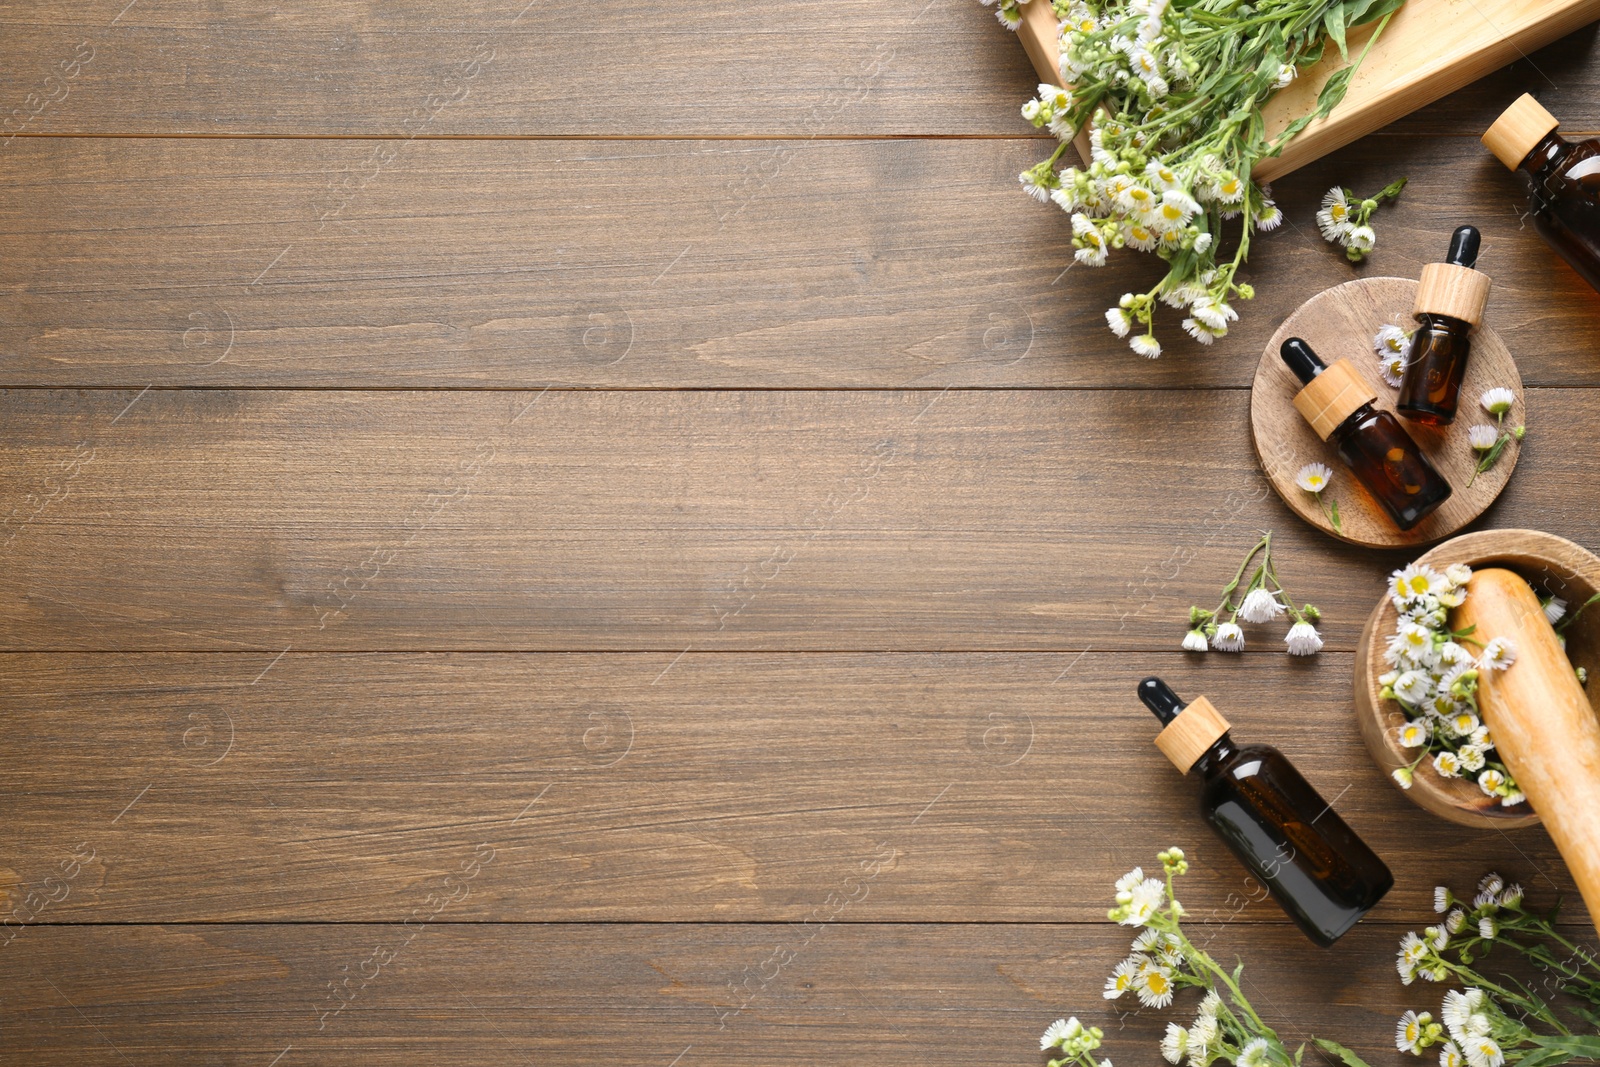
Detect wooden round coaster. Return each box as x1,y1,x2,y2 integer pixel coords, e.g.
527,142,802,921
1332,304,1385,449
1250,277,1523,548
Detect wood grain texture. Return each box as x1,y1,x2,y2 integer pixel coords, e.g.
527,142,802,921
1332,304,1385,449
0,386,1593,653
1252,277,1522,548
3,921,1533,1066
3,136,1600,389
2,2,1599,138
0,652,1575,926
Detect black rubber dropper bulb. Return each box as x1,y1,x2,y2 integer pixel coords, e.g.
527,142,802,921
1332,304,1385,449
1446,224,1481,269
1138,676,1186,726
1279,336,1326,387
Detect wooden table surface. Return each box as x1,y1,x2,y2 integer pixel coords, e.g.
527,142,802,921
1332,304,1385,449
3,3,1598,1064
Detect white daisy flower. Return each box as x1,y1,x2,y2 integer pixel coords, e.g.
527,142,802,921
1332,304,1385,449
1256,201,1284,230
1144,161,1181,191
1397,721,1430,748
1480,637,1516,670
1182,628,1209,653
1433,751,1462,778
1400,931,1429,965
1157,188,1200,225
1296,462,1332,493
1434,886,1451,912
1392,766,1415,789
1439,1041,1464,1067
1106,307,1134,337
1477,769,1506,796
1193,231,1216,252
1375,323,1410,356
1478,916,1498,939
1182,317,1223,345
1123,221,1159,251
1285,621,1322,656
1136,964,1175,1008
1346,224,1377,253
1392,564,1445,605
1114,867,1146,895
1442,990,1482,1037
1103,958,1139,999
1317,187,1353,240
1499,883,1523,908
1273,62,1296,89
1130,334,1162,359
1468,424,1499,452
1211,622,1244,652
1463,1036,1503,1067
1457,745,1486,772
1427,924,1450,950
1501,789,1525,807
1380,353,1407,388
1445,909,1466,934
1479,388,1515,416
1448,711,1480,737
1042,1017,1080,1050
1397,1010,1430,1053
1119,876,1165,925
1239,587,1284,623
1237,1037,1273,1067
1544,597,1567,624
1394,670,1432,705
1162,1023,1189,1064
1075,233,1109,266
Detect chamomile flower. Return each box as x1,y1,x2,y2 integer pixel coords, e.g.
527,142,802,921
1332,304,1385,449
1447,711,1480,738
1397,1010,1431,1053
1468,425,1499,451
1498,883,1523,908
1397,721,1430,748
1544,597,1567,624
1103,958,1140,999
1239,587,1284,623
1137,964,1175,1008
1182,628,1209,653
1433,751,1462,778
1273,62,1297,89
1393,766,1415,789
1463,1036,1503,1067
1130,334,1162,359
1237,1037,1273,1067
1317,187,1353,240
1106,307,1134,337
1457,745,1486,772
1478,916,1498,939
1285,621,1322,656
1182,317,1223,344
1375,323,1411,356
1480,388,1515,417
1296,463,1332,493
1042,1017,1080,1050
1346,224,1376,254
1434,886,1452,912
1477,769,1506,796
1501,789,1525,807
1439,1042,1464,1067
1211,621,1244,652
1256,200,1284,230
1479,637,1516,670
1380,353,1407,388
1119,876,1166,925
1162,1023,1190,1064
1394,670,1433,706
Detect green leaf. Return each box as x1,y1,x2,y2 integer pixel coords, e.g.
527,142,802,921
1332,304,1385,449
1325,3,1349,61
1344,0,1407,26
1296,1044,1306,1067
1515,1048,1573,1067
1530,1036,1600,1058
1329,498,1342,533
1314,1038,1374,1067
1315,65,1356,119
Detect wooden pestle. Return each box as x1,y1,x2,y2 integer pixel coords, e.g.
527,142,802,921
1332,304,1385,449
1454,568,1600,932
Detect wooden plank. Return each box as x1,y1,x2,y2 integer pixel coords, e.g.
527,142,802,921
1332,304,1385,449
0,0,1036,139
1015,0,1600,182
0,652,1573,922
5,921,1590,1066
3,136,1600,389
2,2,1600,139
1,387,1590,653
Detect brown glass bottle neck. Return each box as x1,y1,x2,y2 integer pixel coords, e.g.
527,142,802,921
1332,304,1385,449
1521,130,1571,180
1192,731,1237,778
1327,400,1376,445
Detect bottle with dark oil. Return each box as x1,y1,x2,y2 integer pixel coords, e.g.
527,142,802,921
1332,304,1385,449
1397,226,1491,426
1282,337,1452,531
1484,94,1600,295
1138,677,1393,946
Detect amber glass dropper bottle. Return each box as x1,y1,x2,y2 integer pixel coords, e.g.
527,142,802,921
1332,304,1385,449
1397,225,1491,426
1483,94,1600,295
1138,677,1394,946
1281,337,1452,531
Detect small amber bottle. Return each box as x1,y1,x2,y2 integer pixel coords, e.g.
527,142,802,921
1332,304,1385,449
1397,226,1491,426
1281,337,1452,531
1138,677,1393,946
1484,94,1600,295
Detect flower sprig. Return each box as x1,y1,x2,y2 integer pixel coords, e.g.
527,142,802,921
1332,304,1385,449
1393,874,1600,1067
1295,462,1341,532
1378,561,1525,805
1317,178,1407,262
989,0,1404,357
1185,532,1322,656
1469,388,1525,487
1045,848,1374,1067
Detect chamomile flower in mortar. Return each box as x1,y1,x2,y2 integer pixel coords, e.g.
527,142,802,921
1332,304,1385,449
1468,425,1499,452
1285,621,1323,656
1295,462,1332,493
1433,751,1462,778
1396,720,1430,748
1239,587,1285,624
1477,769,1507,796
1544,596,1567,624
1480,388,1515,417
1210,621,1245,652
1392,564,1446,606
1447,710,1480,738
1394,670,1433,705
1457,744,1487,772
1480,637,1516,670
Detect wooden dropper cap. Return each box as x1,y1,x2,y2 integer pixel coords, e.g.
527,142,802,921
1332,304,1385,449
1415,226,1490,328
1139,677,1230,774
1281,337,1377,442
1483,93,1559,170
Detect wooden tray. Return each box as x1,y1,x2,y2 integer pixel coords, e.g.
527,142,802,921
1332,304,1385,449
1013,0,1600,182
1249,277,1522,548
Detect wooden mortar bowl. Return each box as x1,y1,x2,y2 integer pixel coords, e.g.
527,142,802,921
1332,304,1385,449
1354,530,1600,829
